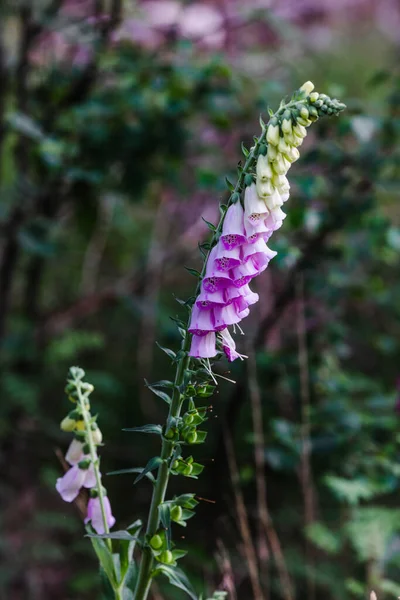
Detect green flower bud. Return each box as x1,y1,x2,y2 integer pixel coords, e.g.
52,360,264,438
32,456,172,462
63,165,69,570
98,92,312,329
186,431,198,444
69,367,85,381
150,534,163,550
244,173,254,187
183,413,194,425
309,92,319,103
183,464,193,476
159,550,174,565
172,460,180,470
80,382,94,395
171,505,183,522
165,427,177,440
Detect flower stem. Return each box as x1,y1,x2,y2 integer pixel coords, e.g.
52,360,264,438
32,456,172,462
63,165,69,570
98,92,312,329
75,378,112,552
133,98,305,600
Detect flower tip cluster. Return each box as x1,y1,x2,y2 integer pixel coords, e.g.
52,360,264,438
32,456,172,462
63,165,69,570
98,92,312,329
188,84,345,361
56,370,115,534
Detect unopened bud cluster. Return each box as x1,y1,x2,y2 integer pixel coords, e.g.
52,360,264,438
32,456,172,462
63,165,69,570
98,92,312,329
56,367,115,534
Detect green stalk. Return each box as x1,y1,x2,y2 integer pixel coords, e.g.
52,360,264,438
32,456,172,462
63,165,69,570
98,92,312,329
133,97,311,600
75,378,112,553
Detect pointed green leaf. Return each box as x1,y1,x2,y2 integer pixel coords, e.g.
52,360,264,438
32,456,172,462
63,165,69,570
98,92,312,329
123,424,162,435
157,565,198,600
107,467,156,483
120,520,142,581
87,525,118,587
184,267,202,278
134,457,163,484
201,217,216,232
159,503,172,549
145,379,172,405
156,343,176,361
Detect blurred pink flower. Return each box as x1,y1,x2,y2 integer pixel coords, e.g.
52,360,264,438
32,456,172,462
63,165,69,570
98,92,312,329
85,496,116,534
56,463,96,502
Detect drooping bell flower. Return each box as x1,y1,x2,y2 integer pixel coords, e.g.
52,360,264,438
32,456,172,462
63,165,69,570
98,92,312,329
196,287,227,310
214,239,241,271
189,331,217,358
213,302,244,331
231,258,259,287
65,438,86,466
220,202,247,250
188,303,215,336
244,218,273,244
56,462,96,503
265,206,286,233
203,246,232,292
85,495,116,535
219,328,247,362
244,183,268,225
241,283,259,306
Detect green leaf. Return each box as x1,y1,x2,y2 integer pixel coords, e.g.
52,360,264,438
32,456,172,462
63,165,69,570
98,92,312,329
87,531,140,541
120,520,142,582
156,565,198,600
155,343,176,361
184,267,202,278
305,522,341,555
159,503,172,548
225,177,234,191
107,467,155,483
87,525,118,588
123,424,162,435
134,457,163,484
201,217,216,232
144,379,172,405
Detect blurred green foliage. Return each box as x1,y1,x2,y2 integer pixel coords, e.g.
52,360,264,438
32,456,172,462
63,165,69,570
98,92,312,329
1,1,400,599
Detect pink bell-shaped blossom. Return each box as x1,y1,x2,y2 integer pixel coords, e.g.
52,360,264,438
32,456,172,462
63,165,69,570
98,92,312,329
231,259,259,288
241,284,259,306
85,496,116,535
188,304,215,336
214,239,241,271
196,287,227,309
265,206,286,232
189,332,217,358
219,329,247,362
213,303,243,331
244,183,268,225
203,246,232,292
56,463,96,503
244,218,273,244
220,203,247,250
242,239,277,272
65,439,86,466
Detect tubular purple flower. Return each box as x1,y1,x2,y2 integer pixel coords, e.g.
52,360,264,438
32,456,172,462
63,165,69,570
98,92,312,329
189,332,217,358
213,303,244,331
203,246,232,293
231,259,259,287
219,329,247,362
242,239,276,263
241,284,259,306
264,206,286,232
65,439,86,466
188,303,215,336
220,203,247,250
244,183,269,224
56,463,96,503
85,496,116,535
244,218,273,244
214,239,241,271
196,287,227,309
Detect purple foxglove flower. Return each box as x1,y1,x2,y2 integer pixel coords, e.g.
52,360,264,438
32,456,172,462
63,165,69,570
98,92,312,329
85,496,116,535
196,287,227,309
242,239,277,273
241,284,259,306
265,206,286,232
214,239,241,271
224,283,247,305
244,218,273,244
213,303,244,331
56,463,96,503
189,332,217,358
244,183,269,225
220,329,247,362
203,246,232,292
188,304,215,336
231,259,259,288
66,439,86,466
220,203,247,250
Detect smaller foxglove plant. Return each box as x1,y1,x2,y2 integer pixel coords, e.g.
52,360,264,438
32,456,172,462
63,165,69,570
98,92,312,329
56,82,345,600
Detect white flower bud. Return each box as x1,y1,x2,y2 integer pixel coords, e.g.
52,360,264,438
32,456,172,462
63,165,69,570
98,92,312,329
309,92,319,102
296,117,311,127
256,154,273,182
266,123,280,146
92,427,103,445
256,179,274,199
266,145,278,162
282,117,292,135
300,81,314,95
278,137,289,153
293,123,307,139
